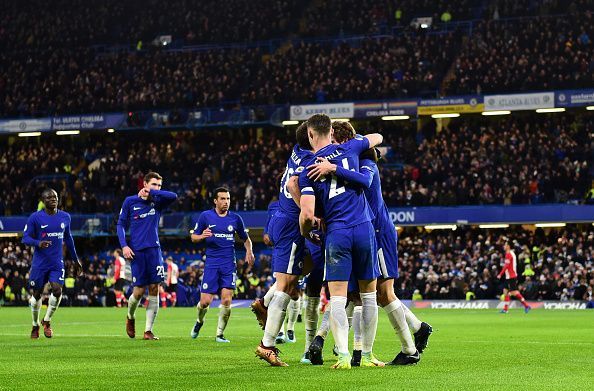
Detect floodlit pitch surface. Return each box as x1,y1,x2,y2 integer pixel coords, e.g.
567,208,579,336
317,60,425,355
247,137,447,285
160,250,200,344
1,307,592,390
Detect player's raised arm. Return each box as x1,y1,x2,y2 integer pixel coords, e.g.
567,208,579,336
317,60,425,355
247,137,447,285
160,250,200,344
364,133,383,148
150,189,178,209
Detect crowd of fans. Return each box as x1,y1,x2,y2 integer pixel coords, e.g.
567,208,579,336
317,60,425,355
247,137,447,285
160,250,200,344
395,227,594,303
1,113,592,216
2,225,593,306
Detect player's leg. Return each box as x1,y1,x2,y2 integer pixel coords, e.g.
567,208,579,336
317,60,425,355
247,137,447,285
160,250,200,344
127,249,146,337
511,289,531,312
348,290,363,366
191,267,216,338
286,291,301,343
41,263,65,338
353,222,382,367
501,288,510,313
215,264,236,342
143,248,166,340
302,252,323,363
27,267,45,338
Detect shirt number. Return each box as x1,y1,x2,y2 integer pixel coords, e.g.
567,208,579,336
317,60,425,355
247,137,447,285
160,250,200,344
328,158,350,199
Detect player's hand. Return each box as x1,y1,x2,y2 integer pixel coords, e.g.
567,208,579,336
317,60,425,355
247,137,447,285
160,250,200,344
74,259,84,277
138,188,150,199
306,230,322,246
202,228,213,238
39,240,51,248
263,234,273,247
307,158,337,181
122,246,135,260
245,251,255,266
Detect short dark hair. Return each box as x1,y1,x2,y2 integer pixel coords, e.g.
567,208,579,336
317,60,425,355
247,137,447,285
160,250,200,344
360,148,379,162
332,121,356,144
144,172,162,183
307,114,332,136
213,187,230,200
41,188,57,198
296,121,312,150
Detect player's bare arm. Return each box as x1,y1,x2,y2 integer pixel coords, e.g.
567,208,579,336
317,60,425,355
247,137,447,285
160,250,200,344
287,176,302,207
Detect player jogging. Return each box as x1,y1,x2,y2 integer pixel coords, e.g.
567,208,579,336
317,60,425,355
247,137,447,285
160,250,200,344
117,171,178,340
23,188,82,338
499,242,531,313
190,187,255,343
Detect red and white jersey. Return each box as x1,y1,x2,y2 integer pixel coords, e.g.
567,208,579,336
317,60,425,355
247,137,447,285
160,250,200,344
114,256,127,280
167,262,179,285
499,251,518,279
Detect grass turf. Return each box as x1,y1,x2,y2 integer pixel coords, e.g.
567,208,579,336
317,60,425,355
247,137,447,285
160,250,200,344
0,307,593,390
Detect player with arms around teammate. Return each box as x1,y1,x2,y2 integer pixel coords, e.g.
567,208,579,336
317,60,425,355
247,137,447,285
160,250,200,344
308,122,432,365
117,172,178,340
499,242,531,313
299,114,384,369
190,187,255,342
23,188,82,338
254,122,313,367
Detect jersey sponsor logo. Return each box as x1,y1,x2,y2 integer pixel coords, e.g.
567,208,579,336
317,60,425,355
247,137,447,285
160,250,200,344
213,233,234,240
134,208,156,219
41,224,49,228
44,232,64,238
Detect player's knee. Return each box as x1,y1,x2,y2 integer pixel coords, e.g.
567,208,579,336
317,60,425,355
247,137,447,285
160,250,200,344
32,290,43,300
51,285,62,297
221,297,232,307
148,285,159,296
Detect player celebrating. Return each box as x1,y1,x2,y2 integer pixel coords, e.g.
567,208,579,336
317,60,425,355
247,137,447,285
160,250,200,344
499,242,531,313
254,122,314,367
298,114,383,369
190,187,255,342
308,121,432,365
113,249,128,308
117,172,178,340
23,188,82,338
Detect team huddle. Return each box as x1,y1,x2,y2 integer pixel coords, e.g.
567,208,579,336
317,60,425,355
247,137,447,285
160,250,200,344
21,113,437,369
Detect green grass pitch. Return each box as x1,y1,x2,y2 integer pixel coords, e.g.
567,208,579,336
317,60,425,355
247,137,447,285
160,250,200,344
0,307,593,390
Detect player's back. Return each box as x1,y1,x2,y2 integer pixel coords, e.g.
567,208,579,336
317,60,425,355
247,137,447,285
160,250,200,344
277,145,312,219
302,138,373,232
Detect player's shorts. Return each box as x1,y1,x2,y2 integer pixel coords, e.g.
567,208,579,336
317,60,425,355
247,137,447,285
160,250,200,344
130,247,165,287
114,278,127,291
201,263,236,294
376,225,399,280
324,221,379,282
269,214,305,275
28,260,65,289
505,278,519,291
166,283,177,293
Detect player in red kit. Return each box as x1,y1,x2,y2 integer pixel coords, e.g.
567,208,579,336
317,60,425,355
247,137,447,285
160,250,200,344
498,242,531,314
113,249,128,308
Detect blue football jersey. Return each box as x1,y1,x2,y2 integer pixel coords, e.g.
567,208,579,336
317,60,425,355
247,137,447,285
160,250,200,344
278,145,313,219
264,200,280,236
117,189,177,251
22,209,78,267
191,209,249,266
360,159,392,232
299,136,374,232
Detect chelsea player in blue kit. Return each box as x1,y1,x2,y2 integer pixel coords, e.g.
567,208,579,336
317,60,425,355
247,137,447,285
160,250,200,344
23,188,82,339
308,122,432,365
298,114,384,369
117,172,178,340
189,187,255,343
255,122,314,367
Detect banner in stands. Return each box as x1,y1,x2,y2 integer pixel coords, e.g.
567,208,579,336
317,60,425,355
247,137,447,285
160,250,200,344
290,103,354,120
409,300,591,310
2,205,594,234
555,89,594,107
52,113,126,130
354,100,417,117
417,95,484,115
0,118,52,133
484,92,554,111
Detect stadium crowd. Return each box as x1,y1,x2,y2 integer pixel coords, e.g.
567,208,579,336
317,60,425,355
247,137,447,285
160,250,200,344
2,225,593,306
1,113,591,216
